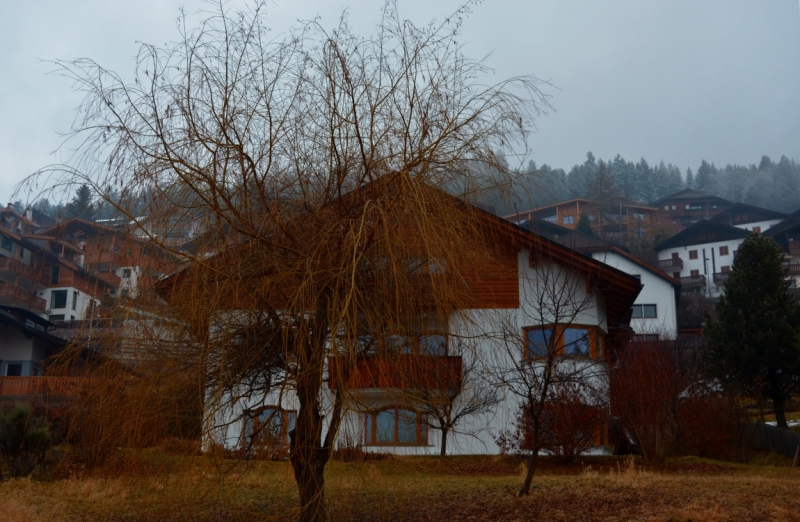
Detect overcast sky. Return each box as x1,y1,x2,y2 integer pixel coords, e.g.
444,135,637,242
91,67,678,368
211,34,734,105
2,0,799,203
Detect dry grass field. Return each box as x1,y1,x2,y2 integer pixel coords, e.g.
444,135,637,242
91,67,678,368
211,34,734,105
1,452,798,521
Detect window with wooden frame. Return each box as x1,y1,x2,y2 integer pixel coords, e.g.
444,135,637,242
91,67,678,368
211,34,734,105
364,408,428,446
631,304,657,319
243,407,296,447
752,226,761,234
689,250,698,260
523,325,604,359
719,246,729,256
362,332,448,356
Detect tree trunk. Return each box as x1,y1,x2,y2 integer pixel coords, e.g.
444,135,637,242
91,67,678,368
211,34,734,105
440,427,449,456
518,446,539,496
773,397,789,430
290,397,327,522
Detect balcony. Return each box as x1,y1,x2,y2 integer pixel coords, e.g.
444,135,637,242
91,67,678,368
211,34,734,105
789,242,800,256
328,355,463,390
0,377,88,396
783,263,800,275
713,272,730,285
680,275,706,289
0,281,46,313
0,256,41,283
658,257,683,270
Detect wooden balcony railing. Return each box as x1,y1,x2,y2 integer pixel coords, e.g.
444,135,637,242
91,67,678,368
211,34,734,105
328,355,463,390
680,275,706,288
783,263,800,275
0,377,89,396
0,256,41,283
0,281,46,313
658,257,683,270
789,242,800,256
713,272,730,284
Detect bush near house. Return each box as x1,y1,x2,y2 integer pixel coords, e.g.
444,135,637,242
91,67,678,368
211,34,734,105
0,403,51,479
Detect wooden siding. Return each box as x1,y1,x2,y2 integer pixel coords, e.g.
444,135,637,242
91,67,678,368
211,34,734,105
328,355,462,390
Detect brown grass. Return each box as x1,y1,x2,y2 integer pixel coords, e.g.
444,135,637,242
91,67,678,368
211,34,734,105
0,453,799,521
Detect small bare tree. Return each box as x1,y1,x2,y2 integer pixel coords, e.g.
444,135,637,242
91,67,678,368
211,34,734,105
22,2,550,520
489,254,619,496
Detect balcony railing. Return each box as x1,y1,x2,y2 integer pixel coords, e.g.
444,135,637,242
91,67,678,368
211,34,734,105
0,377,89,396
328,355,463,390
713,272,730,284
789,242,800,256
680,275,706,288
658,257,683,270
0,256,41,283
783,263,800,275
0,281,46,313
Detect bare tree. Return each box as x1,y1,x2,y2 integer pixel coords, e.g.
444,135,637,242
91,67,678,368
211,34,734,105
22,2,550,520
409,340,502,456
489,255,617,496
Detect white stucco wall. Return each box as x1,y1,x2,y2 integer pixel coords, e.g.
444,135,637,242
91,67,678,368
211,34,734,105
38,287,100,320
732,219,782,233
589,250,677,338
657,238,744,297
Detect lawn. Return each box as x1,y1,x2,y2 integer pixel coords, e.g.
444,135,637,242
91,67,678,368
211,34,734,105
1,452,799,521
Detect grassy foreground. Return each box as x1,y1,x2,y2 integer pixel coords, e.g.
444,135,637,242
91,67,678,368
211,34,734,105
1,452,799,521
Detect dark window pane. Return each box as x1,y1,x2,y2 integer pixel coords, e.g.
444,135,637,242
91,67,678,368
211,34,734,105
564,328,590,356
6,364,23,376
397,410,417,443
420,334,447,356
50,266,60,284
376,409,395,443
526,328,552,357
631,305,643,318
643,305,657,318
50,290,67,309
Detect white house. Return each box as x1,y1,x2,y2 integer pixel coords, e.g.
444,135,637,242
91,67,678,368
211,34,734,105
191,213,641,457
654,220,750,298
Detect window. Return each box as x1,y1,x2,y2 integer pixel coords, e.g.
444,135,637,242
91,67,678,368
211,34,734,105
364,408,427,445
122,268,132,278
673,272,680,279
244,407,296,447
18,247,26,259
632,334,660,342
721,265,730,273
525,325,601,358
563,215,574,225
0,235,11,252
50,290,67,309
72,291,78,311
689,250,698,260
685,204,690,210
631,304,657,319
690,269,700,277
50,266,60,284
719,246,729,256
664,205,669,210
5,364,22,377
419,334,447,356
48,314,65,321
632,212,644,220
563,328,590,356
125,249,133,258
708,233,715,240
526,327,553,357
742,214,748,221
734,215,741,222
699,233,705,240
753,226,761,234
671,205,677,210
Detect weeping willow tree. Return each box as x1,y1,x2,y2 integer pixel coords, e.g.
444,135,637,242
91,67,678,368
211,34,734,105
22,1,551,519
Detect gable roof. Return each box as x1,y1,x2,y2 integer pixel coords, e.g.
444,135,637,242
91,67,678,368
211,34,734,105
651,189,732,207
158,180,643,329
506,196,656,220
520,219,678,288
707,203,787,226
653,219,749,252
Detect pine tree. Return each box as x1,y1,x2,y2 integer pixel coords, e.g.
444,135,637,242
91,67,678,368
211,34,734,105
65,184,95,221
575,214,596,237
705,235,800,429
685,168,694,189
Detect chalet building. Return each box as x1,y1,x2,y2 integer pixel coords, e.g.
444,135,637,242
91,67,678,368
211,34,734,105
184,192,642,457
523,220,679,340
707,203,786,234
505,197,658,245
41,218,176,300
654,220,749,298
765,210,800,285
652,189,732,228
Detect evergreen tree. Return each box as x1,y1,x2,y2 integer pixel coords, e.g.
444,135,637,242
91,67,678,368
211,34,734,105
685,168,694,189
65,184,95,221
586,160,618,201
575,214,596,237
705,235,800,429
694,160,718,194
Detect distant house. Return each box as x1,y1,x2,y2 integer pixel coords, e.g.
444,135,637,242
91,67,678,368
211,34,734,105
652,189,732,228
524,220,679,340
654,220,749,298
764,210,800,286
505,197,658,245
707,203,787,234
